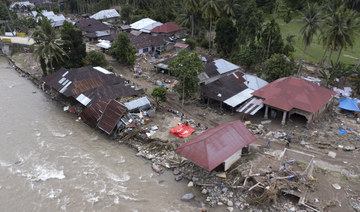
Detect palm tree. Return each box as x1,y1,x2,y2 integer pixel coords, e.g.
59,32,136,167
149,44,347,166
184,0,200,37
297,3,322,76
32,18,66,75
322,8,358,66
223,0,239,19
201,0,222,53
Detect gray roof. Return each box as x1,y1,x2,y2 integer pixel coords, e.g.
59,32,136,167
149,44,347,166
90,9,120,20
125,96,151,111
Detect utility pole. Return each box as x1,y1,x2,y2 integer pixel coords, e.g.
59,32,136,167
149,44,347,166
182,74,185,111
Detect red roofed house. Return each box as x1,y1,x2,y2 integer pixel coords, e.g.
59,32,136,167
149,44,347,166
151,22,185,36
175,120,256,171
251,77,336,125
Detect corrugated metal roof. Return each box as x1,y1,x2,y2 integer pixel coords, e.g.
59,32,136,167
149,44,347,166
97,99,127,134
214,59,240,75
252,77,336,113
223,88,254,107
43,66,144,106
130,18,156,30
151,22,184,33
125,96,151,111
175,120,256,171
242,74,268,90
174,43,189,48
93,66,113,74
75,18,110,32
90,9,120,20
80,100,108,127
140,22,163,33
76,94,92,106
237,97,264,115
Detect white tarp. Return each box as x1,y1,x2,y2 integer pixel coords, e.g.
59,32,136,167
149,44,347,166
90,9,120,20
130,18,156,30
224,88,253,107
214,59,239,75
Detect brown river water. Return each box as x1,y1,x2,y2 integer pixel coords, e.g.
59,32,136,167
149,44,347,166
0,57,211,211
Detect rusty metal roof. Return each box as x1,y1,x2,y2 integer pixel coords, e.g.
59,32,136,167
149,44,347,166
80,100,109,127
175,120,256,171
252,77,336,113
97,99,127,134
43,66,143,106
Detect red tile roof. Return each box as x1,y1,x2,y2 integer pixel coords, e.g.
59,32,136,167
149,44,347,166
151,22,183,33
252,77,336,113
175,120,256,171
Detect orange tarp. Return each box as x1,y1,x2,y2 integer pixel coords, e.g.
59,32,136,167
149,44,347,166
170,123,195,138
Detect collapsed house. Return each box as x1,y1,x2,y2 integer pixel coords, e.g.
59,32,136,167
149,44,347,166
90,9,120,22
239,77,336,125
75,18,111,41
43,66,144,107
80,99,128,135
175,120,257,171
201,71,268,113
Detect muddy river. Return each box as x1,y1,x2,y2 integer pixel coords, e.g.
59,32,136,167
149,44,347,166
0,57,204,211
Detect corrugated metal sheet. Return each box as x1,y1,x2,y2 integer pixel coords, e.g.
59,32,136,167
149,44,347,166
93,66,113,75
76,94,92,106
213,59,240,75
130,18,156,30
252,77,336,113
242,74,268,90
97,100,127,134
175,120,256,171
140,22,163,33
223,88,254,107
125,96,151,111
80,100,108,127
151,22,184,33
43,66,144,106
90,9,120,20
237,97,264,115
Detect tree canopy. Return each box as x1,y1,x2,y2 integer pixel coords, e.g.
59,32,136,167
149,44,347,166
109,32,137,65
168,49,204,98
83,50,109,68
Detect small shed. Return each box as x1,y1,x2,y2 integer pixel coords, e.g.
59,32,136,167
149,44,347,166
125,96,151,111
175,120,256,171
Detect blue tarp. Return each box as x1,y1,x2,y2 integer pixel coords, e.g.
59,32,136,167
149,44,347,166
338,98,360,112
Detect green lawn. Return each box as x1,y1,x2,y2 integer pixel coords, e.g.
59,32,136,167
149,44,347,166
278,18,360,65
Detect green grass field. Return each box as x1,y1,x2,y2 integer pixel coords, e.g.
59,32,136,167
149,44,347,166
278,18,360,65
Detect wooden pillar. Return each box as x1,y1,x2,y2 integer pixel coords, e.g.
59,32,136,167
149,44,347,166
231,107,234,116
264,105,269,119
281,111,287,125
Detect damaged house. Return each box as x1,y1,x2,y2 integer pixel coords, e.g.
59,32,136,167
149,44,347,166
239,76,336,125
175,120,257,171
201,71,268,113
43,66,143,107
43,66,144,134
198,58,241,85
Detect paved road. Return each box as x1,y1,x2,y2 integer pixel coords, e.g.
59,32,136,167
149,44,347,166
0,36,34,45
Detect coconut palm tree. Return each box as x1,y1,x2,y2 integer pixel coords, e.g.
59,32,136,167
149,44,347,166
322,8,358,66
223,0,239,19
184,0,200,37
297,3,322,76
32,18,66,75
201,0,222,53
